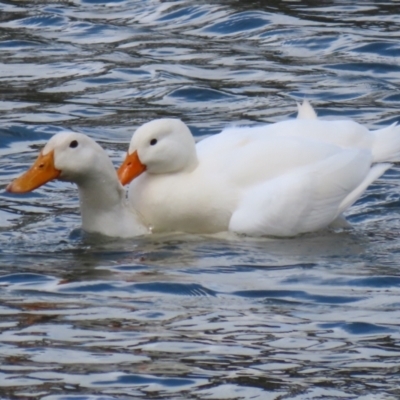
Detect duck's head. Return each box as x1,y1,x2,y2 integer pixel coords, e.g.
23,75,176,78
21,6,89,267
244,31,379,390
118,118,197,186
7,132,113,193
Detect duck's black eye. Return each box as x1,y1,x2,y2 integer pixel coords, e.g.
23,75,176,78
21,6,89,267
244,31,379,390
150,139,157,146
69,140,78,148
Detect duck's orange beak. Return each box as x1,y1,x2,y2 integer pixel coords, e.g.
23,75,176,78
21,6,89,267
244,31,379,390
6,150,61,193
117,150,147,186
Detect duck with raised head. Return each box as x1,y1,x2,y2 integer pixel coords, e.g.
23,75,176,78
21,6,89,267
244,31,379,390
117,116,393,237
7,132,149,238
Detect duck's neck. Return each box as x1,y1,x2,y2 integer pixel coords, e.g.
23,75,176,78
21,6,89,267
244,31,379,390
77,172,148,237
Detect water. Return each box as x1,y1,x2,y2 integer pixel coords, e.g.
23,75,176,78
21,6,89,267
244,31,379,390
1,0,400,398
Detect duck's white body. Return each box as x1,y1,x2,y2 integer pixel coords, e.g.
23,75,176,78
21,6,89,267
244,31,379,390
120,115,396,237
7,132,149,238
295,101,400,162
201,118,400,164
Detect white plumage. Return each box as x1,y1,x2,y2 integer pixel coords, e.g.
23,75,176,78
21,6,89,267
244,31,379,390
119,105,396,237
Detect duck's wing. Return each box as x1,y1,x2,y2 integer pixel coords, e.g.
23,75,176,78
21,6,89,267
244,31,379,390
198,119,373,160
229,149,388,237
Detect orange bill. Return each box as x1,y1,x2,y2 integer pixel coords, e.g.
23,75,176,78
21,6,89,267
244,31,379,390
117,150,147,186
6,150,61,193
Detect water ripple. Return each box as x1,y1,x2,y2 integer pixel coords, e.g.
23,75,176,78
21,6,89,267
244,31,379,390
201,11,271,36
1,1,400,399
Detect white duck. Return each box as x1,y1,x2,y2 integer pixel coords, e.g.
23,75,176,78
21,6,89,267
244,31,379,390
117,117,393,237
7,132,149,238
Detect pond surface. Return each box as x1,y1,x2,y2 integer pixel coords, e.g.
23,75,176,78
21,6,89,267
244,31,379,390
1,0,400,399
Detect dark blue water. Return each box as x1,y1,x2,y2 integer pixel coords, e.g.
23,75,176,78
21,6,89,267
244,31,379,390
1,1,400,399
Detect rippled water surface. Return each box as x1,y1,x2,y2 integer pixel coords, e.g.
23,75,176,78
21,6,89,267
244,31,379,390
1,1,400,399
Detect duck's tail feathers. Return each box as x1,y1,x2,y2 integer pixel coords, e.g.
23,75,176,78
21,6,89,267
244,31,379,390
338,162,392,214
296,100,318,120
372,123,400,162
